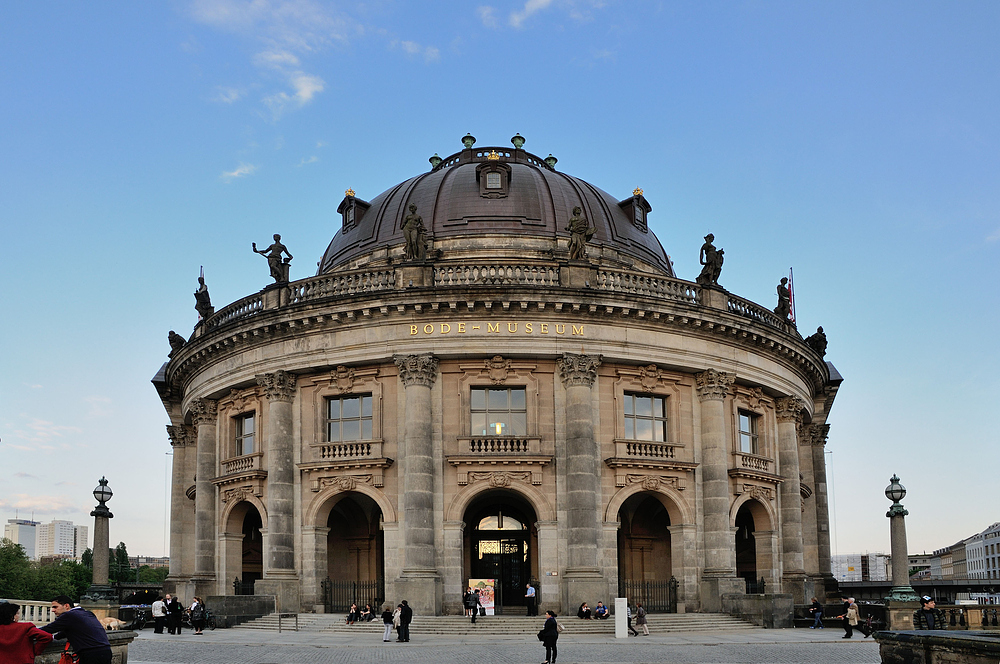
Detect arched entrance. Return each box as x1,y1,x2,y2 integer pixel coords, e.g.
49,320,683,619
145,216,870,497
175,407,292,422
241,505,263,586
463,491,538,614
735,502,756,585
222,500,264,595
617,493,675,611
324,493,385,611
733,498,774,592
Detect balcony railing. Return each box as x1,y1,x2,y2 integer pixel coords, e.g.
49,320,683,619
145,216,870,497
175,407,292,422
434,263,560,287
461,437,539,454
735,452,773,473
318,441,383,460
291,268,396,304
727,293,788,331
614,440,677,459
221,452,263,475
204,293,264,331
596,269,699,305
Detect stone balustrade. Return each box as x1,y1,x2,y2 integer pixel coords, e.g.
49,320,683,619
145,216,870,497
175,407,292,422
595,269,699,304
614,440,677,459
3,599,54,624
434,263,560,287
221,452,263,475
291,268,396,304
203,292,264,330
736,452,773,472
727,293,788,331
318,441,383,460
461,436,539,454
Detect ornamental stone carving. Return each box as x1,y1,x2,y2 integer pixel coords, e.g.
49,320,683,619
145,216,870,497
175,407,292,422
188,398,217,426
467,471,532,487
222,485,258,503
694,369,734,401
334,365,356,393
394,354,439,387
557,353,602,388
486,356,512,384
810,423,831,446
227,387,257,413
774,396,805,423
743,484,774,501
624,474,681,491
742,387,765,411
318,474,375,492
256,370,297,402
166,425,192,448
639,364,662,390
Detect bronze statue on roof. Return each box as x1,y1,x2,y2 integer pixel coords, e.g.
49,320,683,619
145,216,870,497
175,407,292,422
253,234,293,283
696,233,724,287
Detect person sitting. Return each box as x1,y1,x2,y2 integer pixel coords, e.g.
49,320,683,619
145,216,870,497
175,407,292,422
577,602,593,619
346,603,359,624
359,604,373,622
594,601,609,619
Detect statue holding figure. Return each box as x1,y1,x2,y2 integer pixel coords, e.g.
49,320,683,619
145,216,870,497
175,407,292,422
401,204,427,260
774,277,791,321
253,234,293,283
566,206,595,260
696,233,724,287
805,326,828,357
194,276,215,320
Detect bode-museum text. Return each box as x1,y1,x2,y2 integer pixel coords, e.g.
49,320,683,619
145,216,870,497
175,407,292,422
409,322,585,336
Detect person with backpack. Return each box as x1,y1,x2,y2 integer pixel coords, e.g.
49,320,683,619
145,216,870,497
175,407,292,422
189,597,206,635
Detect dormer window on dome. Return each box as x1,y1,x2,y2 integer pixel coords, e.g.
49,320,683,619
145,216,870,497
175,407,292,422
476,159,512,199
337,189,370,232
618,188,652,233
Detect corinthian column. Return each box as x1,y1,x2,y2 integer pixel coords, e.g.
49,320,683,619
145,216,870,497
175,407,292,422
166,425,193,583
694,369,741,611
189,398,218,596
256,371,297,575
393,354,440,615
775,396,807,602
557,352,607,610
810,424,833,587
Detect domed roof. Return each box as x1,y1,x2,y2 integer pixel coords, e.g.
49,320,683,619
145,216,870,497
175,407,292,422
319,139,674,276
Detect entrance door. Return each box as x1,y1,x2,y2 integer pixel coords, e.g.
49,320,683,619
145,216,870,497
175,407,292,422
468,503,533,613
735,503,757,585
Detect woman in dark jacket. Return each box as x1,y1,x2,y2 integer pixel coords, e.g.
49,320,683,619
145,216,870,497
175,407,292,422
539,610,559,664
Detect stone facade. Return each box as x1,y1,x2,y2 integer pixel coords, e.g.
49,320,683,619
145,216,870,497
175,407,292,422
153,140,842,616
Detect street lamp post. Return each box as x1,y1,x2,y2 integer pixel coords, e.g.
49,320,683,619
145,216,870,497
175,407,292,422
885,474,919,603
85,476,117,602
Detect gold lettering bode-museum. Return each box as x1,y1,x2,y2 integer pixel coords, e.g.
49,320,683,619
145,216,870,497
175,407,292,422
154,135,841,621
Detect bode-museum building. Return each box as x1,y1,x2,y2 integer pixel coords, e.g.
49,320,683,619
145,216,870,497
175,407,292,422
154,134,842,617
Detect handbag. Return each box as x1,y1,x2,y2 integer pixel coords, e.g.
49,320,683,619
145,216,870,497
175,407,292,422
556,620,564,633
537,629,546,641
59,643,80,664
479,607,486,616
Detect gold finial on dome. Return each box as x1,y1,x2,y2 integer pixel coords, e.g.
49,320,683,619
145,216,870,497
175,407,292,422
633,187,644,197
487,149,500,161
345,188,355,197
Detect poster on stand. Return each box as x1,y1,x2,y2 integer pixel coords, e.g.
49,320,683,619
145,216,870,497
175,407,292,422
467,578,496,615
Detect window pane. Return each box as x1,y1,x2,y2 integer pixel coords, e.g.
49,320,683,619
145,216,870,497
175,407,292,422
635,418,653,440
362,419,372,440
509,413,527,436
342,397,360,419
478,516,499,530
740,433,751,453
244,437,254,455
486,172,501,189
361,396,372,417
510,388,526,410
329,399,341,419
471,412,486,435
739,413,750,434
489,389,508,410
654,422,665,442
244,414,254,434
635,396,652,417
624,396,633,415
342,419,361,441
624,419,634,439
328,421,341,442
653,398,664,418
471,389,485,410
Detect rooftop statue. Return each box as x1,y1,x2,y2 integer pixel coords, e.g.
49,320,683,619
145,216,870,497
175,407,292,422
401,204,427,261
194,276,215,320
253,234,293,284
696,233,724,288
774,277,791,321
167,330,186,357
805,326,828,357
566,206,595,260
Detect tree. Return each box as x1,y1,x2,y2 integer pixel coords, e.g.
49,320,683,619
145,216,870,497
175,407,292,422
81,547,93,570
30,559,77,601
0,538,32,599
111,542,131,582
137,565,169,583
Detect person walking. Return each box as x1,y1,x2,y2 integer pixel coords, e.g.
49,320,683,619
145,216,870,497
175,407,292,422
636,602,649,636
398,600,412,642
626,603,639,636
189,597,206,635
0,601,53,664
525,583,537,616
150,596,166,634
836,597,861,638
808,597,824,629
165,595,183,634
470,589,481,624
381,604,394,642
40,596,112,664
538,610,560,664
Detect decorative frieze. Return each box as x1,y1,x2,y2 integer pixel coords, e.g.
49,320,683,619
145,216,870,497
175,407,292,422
774,396,805,423
223,386,259,413
221,484,262,503
449,455,550,485
467,471,532,488
256,370,297,402
188,398,217,425
313,473,377,492
694,369,733,401
557,352,602,388
739,484,774,502
394,353,439,387
619,473,685,491
485,355,513,384
739,386,766,411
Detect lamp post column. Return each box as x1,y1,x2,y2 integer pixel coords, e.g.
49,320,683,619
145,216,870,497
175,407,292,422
884,474,920,628
190,397,218,597
775,396,808,603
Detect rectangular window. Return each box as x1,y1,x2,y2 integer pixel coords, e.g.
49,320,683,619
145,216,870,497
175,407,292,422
486,172,502,189
738,410,759,454
327,395,373,442
623,393,667,441
236,412,255,456
470,387,526,436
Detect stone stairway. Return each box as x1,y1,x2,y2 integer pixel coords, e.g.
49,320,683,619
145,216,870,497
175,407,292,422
236,612,759,635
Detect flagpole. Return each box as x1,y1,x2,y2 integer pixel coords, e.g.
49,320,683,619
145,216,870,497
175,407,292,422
788,267,796,325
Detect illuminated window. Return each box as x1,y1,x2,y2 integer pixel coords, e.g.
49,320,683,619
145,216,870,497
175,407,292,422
327,395,373,442
235,412,255,456
470,387,526,436
477,513,524,531
623,393,667,441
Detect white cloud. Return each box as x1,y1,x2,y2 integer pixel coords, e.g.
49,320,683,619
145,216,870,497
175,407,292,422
10,418,82,448
0,494,83,516
478,6,499,28
987,228,1000,242
85,396,113,418
394,40,441,63
509,0,554,28
221,163,258,181
13,472,38,479
254,49,301,69
291,73,324,102
215,87,244,103
298,155,319,166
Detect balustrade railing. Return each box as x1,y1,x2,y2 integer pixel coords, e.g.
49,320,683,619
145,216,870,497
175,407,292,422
736,452,773,472
221,452,262,475
615,440,677,459
596,270,699,304
3,600,53,624
462,437,537,454
434,263,560,287
727,294,787,331
318,441,382,460
291,269,396,304
204,293,264,331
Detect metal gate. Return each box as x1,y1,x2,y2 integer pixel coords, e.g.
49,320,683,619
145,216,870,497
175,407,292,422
321,578,384,613
619,577,678,613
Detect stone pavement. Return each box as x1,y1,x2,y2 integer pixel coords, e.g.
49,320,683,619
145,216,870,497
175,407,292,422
129,626,880,663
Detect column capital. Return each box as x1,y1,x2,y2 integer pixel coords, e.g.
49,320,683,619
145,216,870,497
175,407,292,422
775,396,806,423
188,398,217,425
808,423,830,446
557,352,602,388
394,353,439,387
256,370,297,402
166,424,193,447
694,369,734,401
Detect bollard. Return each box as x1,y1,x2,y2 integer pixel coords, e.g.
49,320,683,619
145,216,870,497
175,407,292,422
615,598,628,638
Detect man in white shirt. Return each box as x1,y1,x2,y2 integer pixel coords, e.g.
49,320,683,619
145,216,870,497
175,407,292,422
525,583,537,616
151,596,167,634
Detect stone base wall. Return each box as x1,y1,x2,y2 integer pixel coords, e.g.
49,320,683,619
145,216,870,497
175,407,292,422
874,630,1000,664
37,631,135,664
721,593,794,628
206,594,276,627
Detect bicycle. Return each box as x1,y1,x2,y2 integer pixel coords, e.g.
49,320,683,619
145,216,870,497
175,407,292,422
129,610,149,631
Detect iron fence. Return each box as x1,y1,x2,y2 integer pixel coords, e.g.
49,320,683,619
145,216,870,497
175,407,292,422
233,577,256,596
321,578,384,613
619,577,678,613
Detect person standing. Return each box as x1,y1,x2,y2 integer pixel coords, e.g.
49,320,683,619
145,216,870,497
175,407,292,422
40,596,112,664
636,602,649,636
808,597,824,629
525,583,537,616
381,604,394,642
398,600,412,642
165,595,183,634
538,610,559,664
914,596,947,630
189,597,206,635
150,596,166,634
0,601,53,664
392,604,402,641
470,589,481,624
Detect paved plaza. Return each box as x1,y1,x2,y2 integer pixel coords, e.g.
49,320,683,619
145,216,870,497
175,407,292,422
129,626,880,664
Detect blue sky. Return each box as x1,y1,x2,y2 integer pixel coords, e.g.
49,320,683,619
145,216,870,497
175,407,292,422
1,1,997,559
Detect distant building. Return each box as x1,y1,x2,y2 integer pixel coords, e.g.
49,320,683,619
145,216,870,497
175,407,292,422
832,553,889,582
130,556,170,569
967,522,1000,581
36,520,88,561
4,519,39,560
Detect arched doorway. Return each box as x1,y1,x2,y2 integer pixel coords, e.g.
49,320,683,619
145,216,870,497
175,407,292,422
241,505,263,587
222,501,264,595
324,493,384,611
735,502,756,585
463,491,538,614
618,493,673,607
